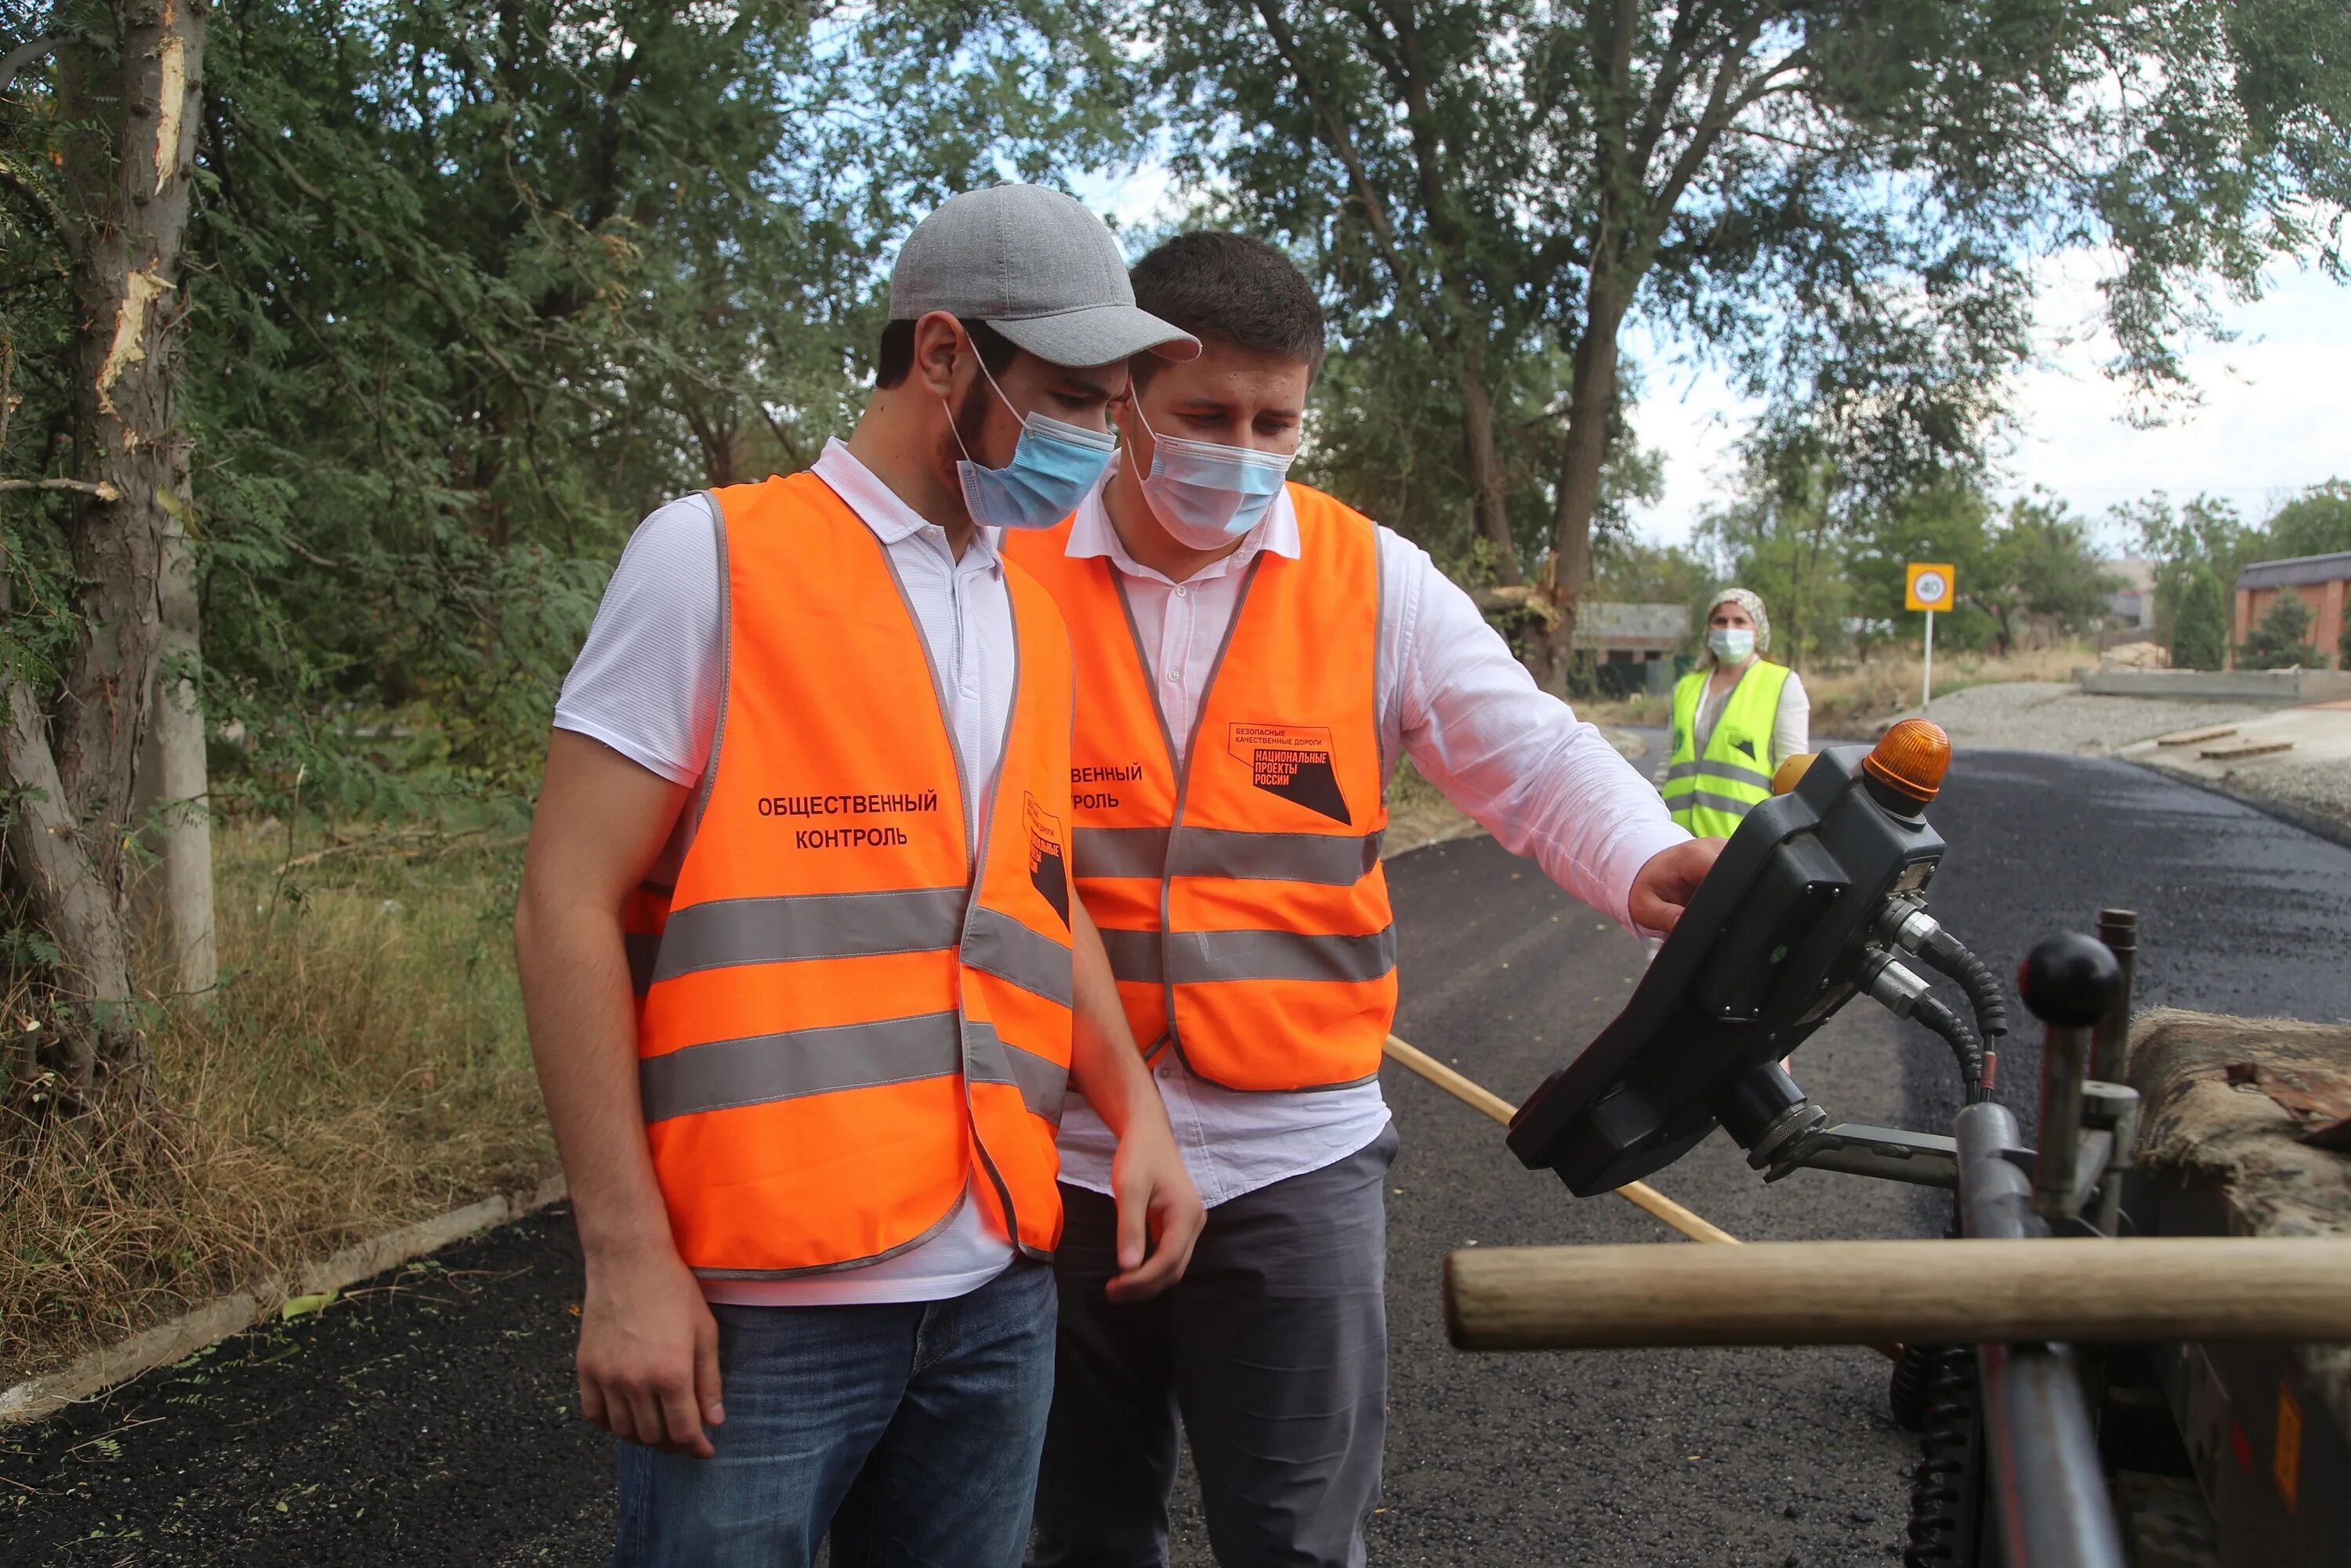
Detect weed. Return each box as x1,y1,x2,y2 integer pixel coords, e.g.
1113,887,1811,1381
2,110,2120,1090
0,826,552,1383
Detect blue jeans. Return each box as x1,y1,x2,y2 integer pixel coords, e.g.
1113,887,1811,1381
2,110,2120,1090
614,1258,1056,1568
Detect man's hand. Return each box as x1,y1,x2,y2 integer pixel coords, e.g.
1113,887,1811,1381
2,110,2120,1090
577,1242,725,1458
1064,899,1206,1302
1104,1111,1205,1304
1628,837,1726,934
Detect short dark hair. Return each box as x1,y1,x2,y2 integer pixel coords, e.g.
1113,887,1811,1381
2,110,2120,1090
1128,232,1325,387
875,317,1020,390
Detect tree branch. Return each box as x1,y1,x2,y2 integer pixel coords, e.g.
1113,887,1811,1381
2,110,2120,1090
0,476,121,499
219,103,537,396
1638,25,1791,262
0,153,73,254
1631,0,1729,176
0,34,59,96
1351,2,1455,244
1251,0,1431,318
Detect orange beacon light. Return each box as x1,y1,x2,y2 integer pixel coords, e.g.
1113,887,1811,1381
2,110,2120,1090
1863,718,1951,806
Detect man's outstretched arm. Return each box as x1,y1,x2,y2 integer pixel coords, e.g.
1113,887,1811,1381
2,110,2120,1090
1378,531,1722,932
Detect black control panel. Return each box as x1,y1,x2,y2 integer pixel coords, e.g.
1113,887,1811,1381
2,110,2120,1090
1506,743,1944,1193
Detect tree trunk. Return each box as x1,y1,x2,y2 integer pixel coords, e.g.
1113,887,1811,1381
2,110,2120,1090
1526,280,1630,697
1456,353,1522,585
2,2,211,1091
143,511,217,995
2,664,141,1101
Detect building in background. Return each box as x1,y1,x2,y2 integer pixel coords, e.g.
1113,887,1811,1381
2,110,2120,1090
2233,552,2350,669
2103,558,2158,632
1578,602,1691,695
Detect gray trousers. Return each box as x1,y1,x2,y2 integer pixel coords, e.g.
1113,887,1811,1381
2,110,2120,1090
1030,1124,1396,1568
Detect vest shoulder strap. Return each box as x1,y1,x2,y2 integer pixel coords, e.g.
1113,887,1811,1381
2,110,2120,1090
708,471,871,572
1284,483,1378,562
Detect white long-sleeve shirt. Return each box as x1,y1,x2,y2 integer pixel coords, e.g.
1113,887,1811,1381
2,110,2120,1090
1049,480,1689,1208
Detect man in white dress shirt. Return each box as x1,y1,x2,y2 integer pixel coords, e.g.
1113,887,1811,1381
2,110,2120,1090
1007,233,1724,1568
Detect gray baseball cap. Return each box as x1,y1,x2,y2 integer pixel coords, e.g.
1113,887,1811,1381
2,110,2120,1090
889,186,1200,368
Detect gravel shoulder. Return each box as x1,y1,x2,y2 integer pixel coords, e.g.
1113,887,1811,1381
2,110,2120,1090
1836,681,2259,755
2221,758,2351,846
1854,681,2351,844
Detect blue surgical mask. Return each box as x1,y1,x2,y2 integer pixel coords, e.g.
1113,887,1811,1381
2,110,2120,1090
1128,404,1295,551
944,358,1115,531
1708,628,1756,663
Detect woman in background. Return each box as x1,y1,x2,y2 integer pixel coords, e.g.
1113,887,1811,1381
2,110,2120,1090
1657,588,1810,837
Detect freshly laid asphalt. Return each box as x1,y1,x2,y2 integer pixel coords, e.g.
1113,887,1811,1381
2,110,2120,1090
6,748,2349,1566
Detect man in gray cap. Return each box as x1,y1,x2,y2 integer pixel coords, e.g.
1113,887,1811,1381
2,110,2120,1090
516,184,1205,1567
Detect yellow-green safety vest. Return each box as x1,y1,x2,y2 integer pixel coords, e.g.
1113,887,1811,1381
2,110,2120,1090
1664,661,1794,838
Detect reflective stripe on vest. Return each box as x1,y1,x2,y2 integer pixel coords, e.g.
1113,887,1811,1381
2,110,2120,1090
627,473,1077,1279
1661,661,1791,838
1071,825,1385,885
1005,484,1396,1092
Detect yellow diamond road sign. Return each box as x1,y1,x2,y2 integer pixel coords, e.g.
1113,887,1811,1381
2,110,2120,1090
1906,563,1956,612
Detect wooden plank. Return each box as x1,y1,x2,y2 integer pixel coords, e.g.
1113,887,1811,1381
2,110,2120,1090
1383,1034,1904,1360
1444,1237,2351,1350
2155,724,2237,746
2200,739,2294,760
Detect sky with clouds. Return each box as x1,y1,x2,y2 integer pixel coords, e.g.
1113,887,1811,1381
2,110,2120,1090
1078,168,2349,559
1625,255,2351,554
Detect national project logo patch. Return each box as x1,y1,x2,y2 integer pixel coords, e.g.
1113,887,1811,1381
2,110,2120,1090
1228,722,1352,825
1024,793,1070,925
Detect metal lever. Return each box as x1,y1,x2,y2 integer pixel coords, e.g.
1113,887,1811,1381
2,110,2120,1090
1761,1122,1959,1189
2017,933,2125,1222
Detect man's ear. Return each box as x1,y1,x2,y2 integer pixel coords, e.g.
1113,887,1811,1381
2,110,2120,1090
911,312,967,399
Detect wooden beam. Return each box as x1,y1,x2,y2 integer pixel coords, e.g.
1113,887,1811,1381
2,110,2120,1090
1445,1238,2351,1350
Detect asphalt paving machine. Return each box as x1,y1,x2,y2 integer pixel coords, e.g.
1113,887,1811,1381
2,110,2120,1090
1452,719,2351,1567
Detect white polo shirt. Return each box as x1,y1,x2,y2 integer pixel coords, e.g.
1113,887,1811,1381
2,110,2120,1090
555,440,1019,1306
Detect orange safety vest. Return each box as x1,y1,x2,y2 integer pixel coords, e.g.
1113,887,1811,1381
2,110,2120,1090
625,473,1077,1278
1004,483,1395,1092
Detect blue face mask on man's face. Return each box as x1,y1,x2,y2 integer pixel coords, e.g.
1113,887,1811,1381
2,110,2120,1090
1128,403,1295,551
944,357,1115,531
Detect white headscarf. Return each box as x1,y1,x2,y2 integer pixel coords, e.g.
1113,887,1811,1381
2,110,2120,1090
1705,587,1770,663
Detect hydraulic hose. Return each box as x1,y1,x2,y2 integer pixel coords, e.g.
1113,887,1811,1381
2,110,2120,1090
1914,929,2009,1048
1858,944,1987,1101
1911,991,1987,1103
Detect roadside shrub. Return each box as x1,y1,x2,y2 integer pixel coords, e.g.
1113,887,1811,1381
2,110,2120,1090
2170,568,2229,671
2238,592,2317,669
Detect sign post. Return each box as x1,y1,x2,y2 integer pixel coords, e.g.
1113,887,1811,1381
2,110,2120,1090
1905,563,1957,713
